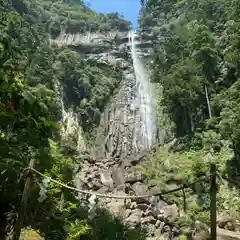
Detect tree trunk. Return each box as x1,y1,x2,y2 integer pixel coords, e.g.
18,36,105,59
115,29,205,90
0,211,6,240
184,107,190,134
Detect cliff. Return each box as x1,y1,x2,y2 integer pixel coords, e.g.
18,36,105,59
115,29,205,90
52,29,175,239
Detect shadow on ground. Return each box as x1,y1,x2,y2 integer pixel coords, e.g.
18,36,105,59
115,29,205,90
26,195,147,240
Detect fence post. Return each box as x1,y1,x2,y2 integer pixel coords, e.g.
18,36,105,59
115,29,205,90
12,159,35,240
182,187,187,212
210,163,217,240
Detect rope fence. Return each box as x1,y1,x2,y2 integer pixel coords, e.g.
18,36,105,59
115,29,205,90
30,167,215,199
13,162,218,240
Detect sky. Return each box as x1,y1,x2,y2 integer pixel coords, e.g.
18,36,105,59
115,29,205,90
84,0,141,29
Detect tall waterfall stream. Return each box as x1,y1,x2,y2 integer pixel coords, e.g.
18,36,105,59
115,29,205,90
129,30,157,151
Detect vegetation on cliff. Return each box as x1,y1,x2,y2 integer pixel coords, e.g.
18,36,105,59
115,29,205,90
138,0,240,235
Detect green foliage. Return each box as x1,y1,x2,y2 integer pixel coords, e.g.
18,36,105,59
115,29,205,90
55,48,122,131
87,209,147,240
215,79,240,158
139,0,240,229
14,0,130,38
0,1,131,239
138,131,240,229
140,0,240,144
67,219,89,240
178,235,187,240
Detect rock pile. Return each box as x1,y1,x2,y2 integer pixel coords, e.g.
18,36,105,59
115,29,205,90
75,154,180,240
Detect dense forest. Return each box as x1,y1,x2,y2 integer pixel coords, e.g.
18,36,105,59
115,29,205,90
1,0,240,239
0,0,142,239
138,0,240,236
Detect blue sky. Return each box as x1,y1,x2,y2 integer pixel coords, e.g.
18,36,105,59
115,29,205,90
84,0,141,28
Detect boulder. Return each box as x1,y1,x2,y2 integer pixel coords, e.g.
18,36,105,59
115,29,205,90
137,203,149,211
225,222,236,231
141,216,156,225
107,196,125,217
155,220,161,228
125,198,132,208
130,201,137,209
154,229,162,237
149,186,161,196
163,225,171,233
112,167,125,186
160,232,171,240
91,178,102,190
162,204,179,221
116,184,126,192
107,201,124,216
97,186,109,194
146,224,156,236
132,182,149,203
125,171,143,184
123,209,132,219
100,170,114,188
150,199,167,217
217,216,234,229
126,209,142,225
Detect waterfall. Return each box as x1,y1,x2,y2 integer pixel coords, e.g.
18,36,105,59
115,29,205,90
129,30,157,150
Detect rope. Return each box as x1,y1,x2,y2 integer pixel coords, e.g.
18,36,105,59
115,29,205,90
29,167,214,200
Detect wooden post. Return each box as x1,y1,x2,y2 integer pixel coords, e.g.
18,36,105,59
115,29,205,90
12,159,35,240
182,187,187,213
210,163,217,240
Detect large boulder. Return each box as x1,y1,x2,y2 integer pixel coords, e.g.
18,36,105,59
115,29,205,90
132,182,149,203
217,216,234,230
137,203,149,211
146,224,156,236
149,186,162,196
132,182,149,196
112,167,125,186
100,170,114,188
107,191,126,217
141,216,156,225
107,200,125,217
150,199,167,217
124,171,144,184
126,209,142,226
161,204,179,221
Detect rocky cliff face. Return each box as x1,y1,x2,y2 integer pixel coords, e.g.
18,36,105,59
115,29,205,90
52,31,181,239
53,30,157,158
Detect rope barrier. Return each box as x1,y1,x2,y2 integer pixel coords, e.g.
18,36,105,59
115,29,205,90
29,167,214,200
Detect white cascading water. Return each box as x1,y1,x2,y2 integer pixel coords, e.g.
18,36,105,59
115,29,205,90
129,30,157,150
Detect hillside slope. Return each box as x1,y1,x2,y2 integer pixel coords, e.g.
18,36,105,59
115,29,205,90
137,0,240,238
